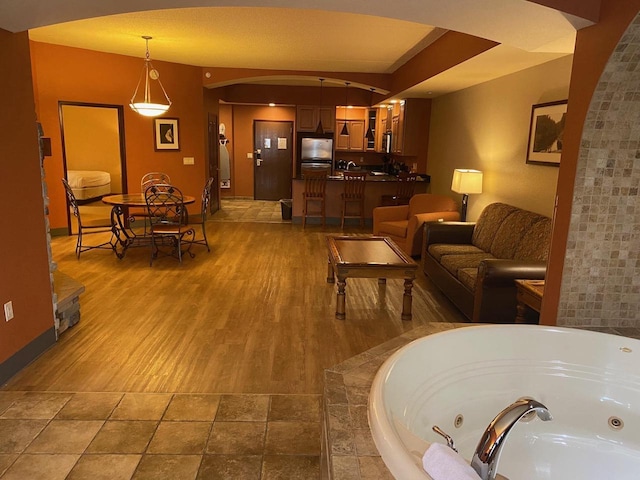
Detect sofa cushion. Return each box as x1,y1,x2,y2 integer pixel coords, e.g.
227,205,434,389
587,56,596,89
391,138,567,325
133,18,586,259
514,217,552,261
428,244,484,262
489,209,542,259
440,253,495,277
376,220,408,238
472,203,518,252
457,268,478,292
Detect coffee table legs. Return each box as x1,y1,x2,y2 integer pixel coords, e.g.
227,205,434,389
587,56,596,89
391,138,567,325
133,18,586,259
336,276,346,320
402,279,414,321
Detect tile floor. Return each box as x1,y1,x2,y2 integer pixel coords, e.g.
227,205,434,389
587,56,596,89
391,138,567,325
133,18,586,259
0,392,321,479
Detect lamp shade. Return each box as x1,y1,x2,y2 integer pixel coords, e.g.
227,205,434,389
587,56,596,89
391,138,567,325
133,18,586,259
451,169,483,194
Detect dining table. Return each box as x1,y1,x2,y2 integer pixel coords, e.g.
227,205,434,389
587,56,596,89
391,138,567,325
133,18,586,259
102,193,196,259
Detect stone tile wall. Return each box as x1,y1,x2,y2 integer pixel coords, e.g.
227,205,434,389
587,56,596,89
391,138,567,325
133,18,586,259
559,12,640,327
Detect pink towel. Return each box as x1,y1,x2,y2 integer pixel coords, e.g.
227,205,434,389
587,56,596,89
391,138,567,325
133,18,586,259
422,442,481,480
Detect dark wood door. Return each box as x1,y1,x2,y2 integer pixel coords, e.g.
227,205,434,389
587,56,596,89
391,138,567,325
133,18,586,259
254,120,293,200
207,113,220,213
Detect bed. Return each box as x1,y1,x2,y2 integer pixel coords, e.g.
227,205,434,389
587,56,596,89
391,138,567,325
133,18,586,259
66,170,112,201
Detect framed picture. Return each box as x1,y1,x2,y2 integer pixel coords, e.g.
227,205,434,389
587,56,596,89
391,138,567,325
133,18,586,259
526,100,567,166
154,118,180,151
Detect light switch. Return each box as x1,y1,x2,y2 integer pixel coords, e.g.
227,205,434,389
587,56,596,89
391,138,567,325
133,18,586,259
247,152,253,159
183,157,195,165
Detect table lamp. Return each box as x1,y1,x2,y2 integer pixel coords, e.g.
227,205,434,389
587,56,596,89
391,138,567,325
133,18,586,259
451,169,483,221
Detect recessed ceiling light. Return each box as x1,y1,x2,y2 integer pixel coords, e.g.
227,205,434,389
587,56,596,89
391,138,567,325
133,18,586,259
269,103,276,107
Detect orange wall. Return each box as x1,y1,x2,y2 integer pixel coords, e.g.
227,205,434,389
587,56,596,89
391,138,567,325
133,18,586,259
0,30,56,366
30,42,207,229
228,105,296,198
541,0,640,324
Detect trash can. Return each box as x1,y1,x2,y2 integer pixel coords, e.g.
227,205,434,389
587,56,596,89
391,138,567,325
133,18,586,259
280,199,292,220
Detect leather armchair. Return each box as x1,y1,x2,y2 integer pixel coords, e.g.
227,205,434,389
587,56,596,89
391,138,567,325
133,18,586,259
373,193,460,256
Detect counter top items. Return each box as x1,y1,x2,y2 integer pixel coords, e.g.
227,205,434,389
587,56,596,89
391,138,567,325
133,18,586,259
326,236,417,320
422,202,551,323
373,194,460,257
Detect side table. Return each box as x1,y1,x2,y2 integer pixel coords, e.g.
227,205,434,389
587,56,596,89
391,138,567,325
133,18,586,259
515,279,544,324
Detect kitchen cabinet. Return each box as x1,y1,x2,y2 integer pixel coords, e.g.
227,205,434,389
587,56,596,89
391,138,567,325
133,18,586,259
336,120,365,151
390,99,430,157
297,106,335,132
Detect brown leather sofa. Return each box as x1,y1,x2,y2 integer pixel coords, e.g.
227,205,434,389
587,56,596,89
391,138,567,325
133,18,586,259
422,202,551,323
373,193,460,256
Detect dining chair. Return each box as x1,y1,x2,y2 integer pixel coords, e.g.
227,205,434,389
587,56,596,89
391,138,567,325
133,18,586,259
61,178,116,258
187,177,215,252
144,183,195,266
301,169,328,228
141,172,171,192
130,172,172,231
381,172,417,206
340,171,367,228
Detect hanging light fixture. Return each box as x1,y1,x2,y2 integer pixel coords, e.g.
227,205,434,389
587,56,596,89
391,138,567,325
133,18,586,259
315,78,325,134
129,36,172,117
340,82,350,136
365,88,375,141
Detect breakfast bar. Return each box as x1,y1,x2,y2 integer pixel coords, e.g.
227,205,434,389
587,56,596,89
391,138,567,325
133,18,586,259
291,173,429,225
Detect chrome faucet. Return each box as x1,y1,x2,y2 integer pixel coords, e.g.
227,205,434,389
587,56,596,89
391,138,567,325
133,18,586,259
471,397,552,480
346,160,356,170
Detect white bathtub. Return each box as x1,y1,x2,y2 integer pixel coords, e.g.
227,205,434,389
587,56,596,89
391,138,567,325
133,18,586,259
368,325,640,479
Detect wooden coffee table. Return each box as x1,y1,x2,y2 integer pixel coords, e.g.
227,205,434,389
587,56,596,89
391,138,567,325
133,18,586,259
326,236,417,321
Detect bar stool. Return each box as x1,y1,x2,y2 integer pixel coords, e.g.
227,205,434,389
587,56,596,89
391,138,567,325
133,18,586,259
341,172,367,228
302,169,328,228
381,172,417,206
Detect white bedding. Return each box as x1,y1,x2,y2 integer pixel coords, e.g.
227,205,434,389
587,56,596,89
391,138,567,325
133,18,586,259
67,170,111,200
67,170,111,189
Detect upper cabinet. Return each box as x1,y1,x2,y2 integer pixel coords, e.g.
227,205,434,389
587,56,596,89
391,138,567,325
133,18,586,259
335,107,367,151
388,99,431,157
297,106,334,132
336,120,365,151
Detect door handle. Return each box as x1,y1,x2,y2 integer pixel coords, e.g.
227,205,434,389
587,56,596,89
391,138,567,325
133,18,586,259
256,159,262,166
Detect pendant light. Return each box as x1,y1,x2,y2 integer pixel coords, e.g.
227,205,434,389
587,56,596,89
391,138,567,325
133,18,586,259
129,36,172,117
340,82,350,136
365,88,375,141
315,78,325,134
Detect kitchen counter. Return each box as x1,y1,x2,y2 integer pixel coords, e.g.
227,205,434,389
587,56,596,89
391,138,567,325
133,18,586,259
292,174,429,225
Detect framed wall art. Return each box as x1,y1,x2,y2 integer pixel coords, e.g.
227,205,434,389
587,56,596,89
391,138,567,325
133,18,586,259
154,118,180,151
526,100,567,166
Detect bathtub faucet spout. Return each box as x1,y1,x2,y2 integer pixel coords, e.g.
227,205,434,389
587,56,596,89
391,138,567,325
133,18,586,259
471,397,552,480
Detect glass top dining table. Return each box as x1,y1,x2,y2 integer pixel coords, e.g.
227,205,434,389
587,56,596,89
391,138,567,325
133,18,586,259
102,193,196,258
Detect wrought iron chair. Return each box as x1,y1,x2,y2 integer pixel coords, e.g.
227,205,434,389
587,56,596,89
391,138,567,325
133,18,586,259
130,172,172,232
187,177,214,252
144,183,195,266
301,169,328,228
340,172,367,228
381,172,417,206
61,178,116,258
141,172,171,192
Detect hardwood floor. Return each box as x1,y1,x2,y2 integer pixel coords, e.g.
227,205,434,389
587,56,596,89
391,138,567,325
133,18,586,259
3,211,466,395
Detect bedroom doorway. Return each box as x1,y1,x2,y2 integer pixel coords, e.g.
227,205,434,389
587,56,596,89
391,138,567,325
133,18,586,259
59,102,127,234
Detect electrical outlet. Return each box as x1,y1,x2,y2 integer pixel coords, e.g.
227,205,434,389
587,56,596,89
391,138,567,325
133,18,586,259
4,301,14,321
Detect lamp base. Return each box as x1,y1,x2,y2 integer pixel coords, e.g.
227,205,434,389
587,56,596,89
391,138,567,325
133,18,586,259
460,194,469,222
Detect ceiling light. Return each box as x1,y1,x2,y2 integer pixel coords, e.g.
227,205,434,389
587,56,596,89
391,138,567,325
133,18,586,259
129,36,172,117
365,88,375,142
269,103,276,107
316,78,325,134
340,82,350,136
